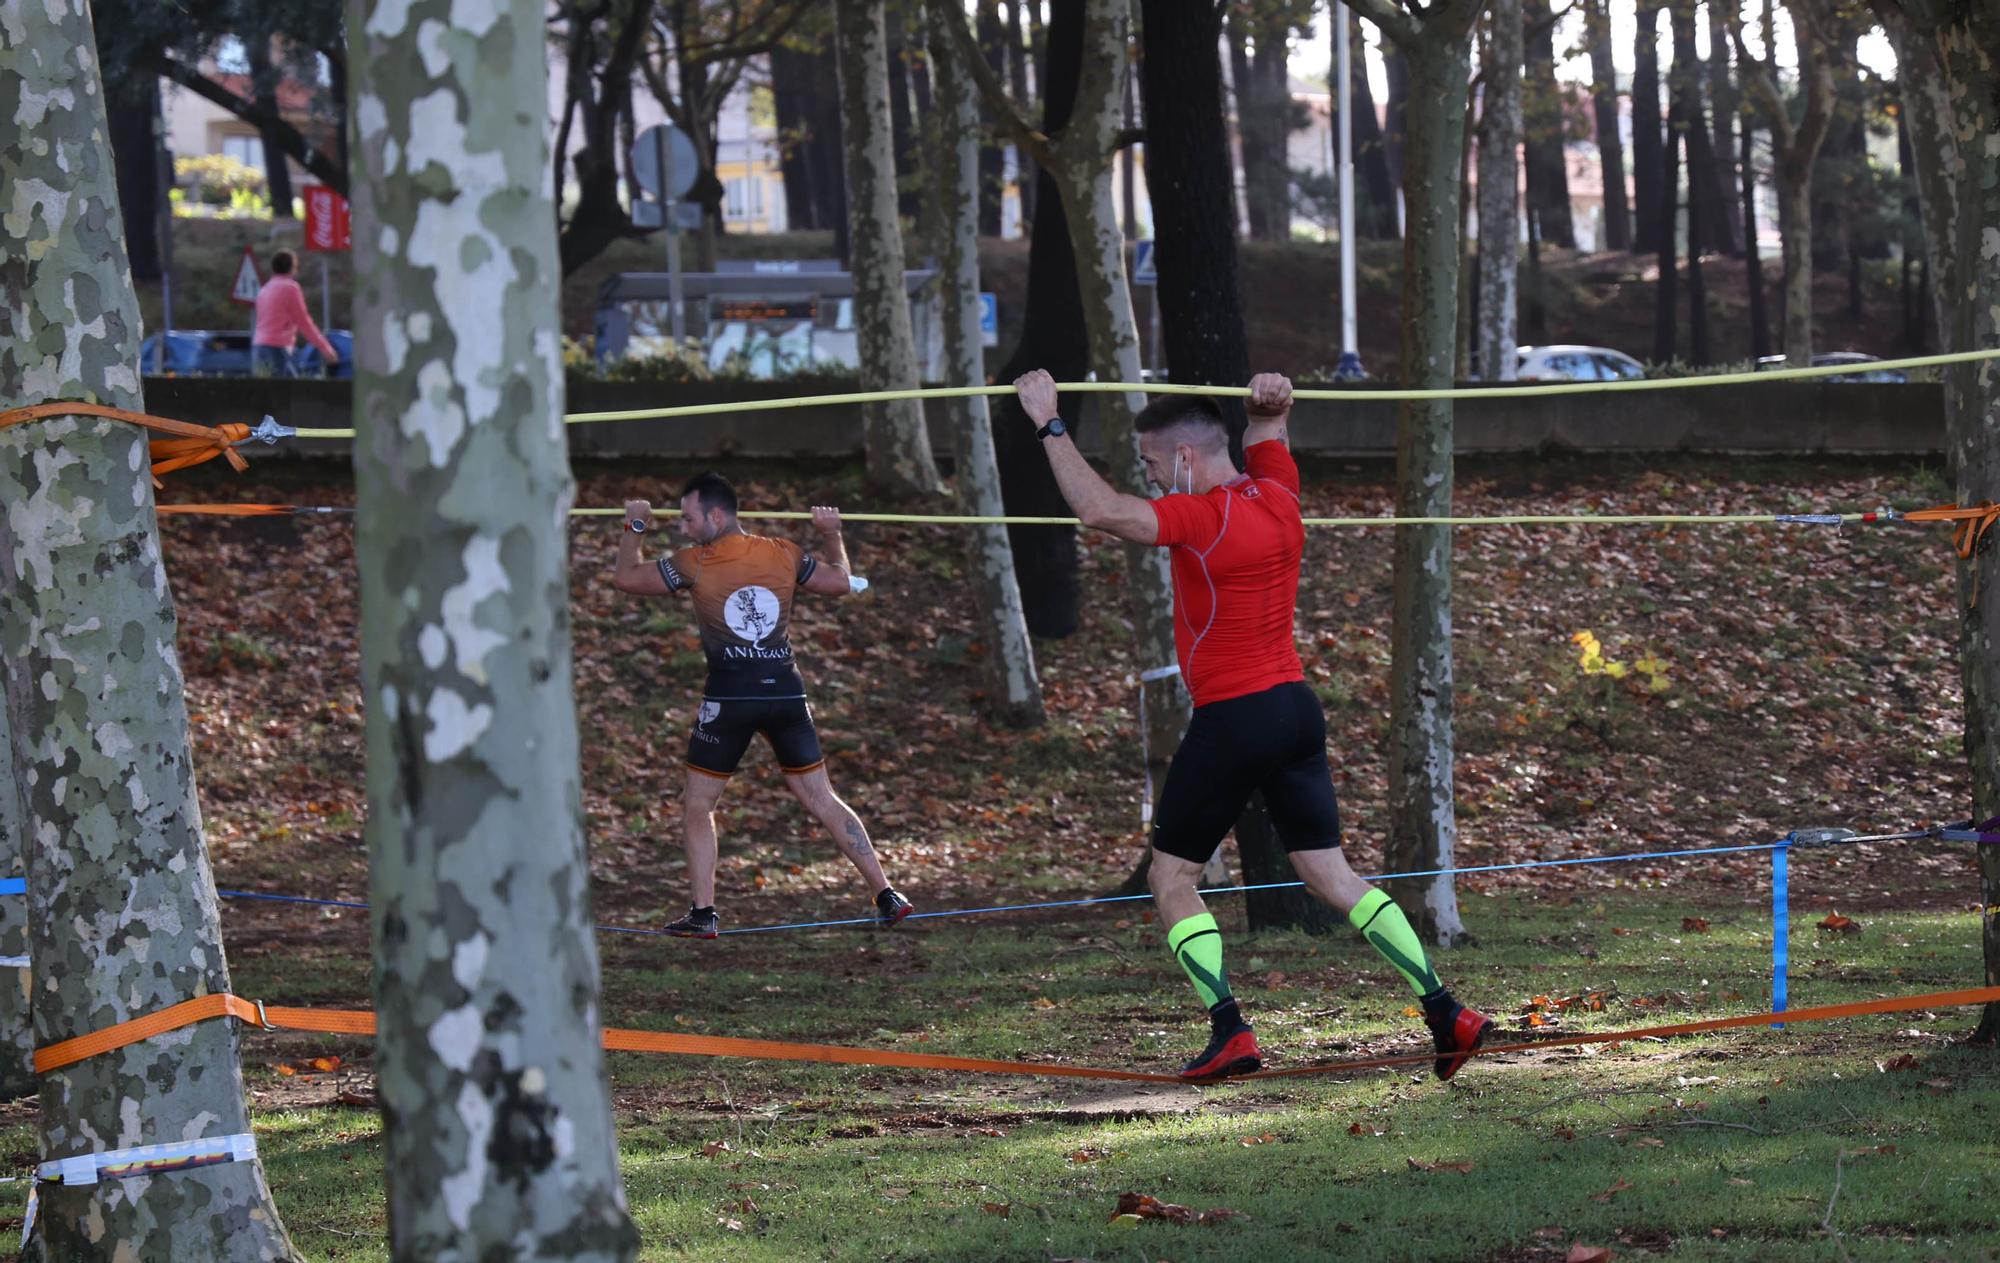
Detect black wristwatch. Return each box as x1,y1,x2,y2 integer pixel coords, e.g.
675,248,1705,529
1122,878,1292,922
1036,416,1067,441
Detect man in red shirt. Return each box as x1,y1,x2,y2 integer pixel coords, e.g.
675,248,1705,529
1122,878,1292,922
1014,369,1491,1083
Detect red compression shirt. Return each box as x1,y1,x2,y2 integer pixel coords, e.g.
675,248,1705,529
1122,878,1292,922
1147,439,1306,707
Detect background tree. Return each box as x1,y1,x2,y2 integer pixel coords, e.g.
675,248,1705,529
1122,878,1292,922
1740,99,1774,358
1475,0,1523,382
1706,0,1746,253
344,0,640,1255
1521,0,1575,248
834,0,947,495
769,37,851,257
1730,0,1837,365
949,0,1188,857
1349,14,1402,238
0,3,303,1255
1631,1,1667,253
1875,0,2000,1041
1341,0,1486,946
555,0,661,275
1234,0,1312,241
1583,0,1630,251
924,1,1046,728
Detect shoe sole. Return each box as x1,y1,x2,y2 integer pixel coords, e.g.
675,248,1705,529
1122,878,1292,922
664,928,719,940
1180,1054,1262,1084
877,905,913,928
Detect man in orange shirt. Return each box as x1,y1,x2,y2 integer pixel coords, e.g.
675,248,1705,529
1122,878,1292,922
252,249,339,378
614,472,913,938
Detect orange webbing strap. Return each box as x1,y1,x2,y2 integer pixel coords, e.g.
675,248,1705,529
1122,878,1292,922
1905,502,2000,560
35,985,2000,1083
0,401,251,482
155,504,298,517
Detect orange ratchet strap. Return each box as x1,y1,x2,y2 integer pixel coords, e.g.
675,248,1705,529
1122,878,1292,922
0,401,251,483
1904,502,2000,560
35,985,2000,1082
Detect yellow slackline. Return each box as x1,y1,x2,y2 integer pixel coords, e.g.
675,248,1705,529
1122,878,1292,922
288,347,2000,440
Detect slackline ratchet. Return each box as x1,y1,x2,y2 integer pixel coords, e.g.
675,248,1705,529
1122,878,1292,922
32,986,2000,1085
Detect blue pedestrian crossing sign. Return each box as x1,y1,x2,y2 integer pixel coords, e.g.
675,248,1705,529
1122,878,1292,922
1132,238,1156,286
979,292,999,347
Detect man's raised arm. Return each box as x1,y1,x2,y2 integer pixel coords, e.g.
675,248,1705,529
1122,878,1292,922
1244,372,1292,449
611,498,673,595
1014,369,1158,545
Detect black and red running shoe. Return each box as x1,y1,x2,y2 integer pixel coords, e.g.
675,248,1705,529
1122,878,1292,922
1426,1004,1493,1081
1180,1025,1262,1083
875,887,914,927
662,906,720,939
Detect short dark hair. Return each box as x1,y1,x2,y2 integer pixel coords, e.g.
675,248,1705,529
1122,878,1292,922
680,471,738,516
271,249,296,276
1133,394,1228,448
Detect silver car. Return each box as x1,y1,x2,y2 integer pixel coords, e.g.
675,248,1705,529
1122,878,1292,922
1515,344,1646,382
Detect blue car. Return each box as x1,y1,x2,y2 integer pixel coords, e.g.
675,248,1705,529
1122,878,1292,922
138,329,352,379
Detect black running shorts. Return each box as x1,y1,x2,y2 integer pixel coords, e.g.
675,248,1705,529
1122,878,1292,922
1150,680,1342,864
686,696,825,779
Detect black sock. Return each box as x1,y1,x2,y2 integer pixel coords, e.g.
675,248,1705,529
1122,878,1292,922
692,905,715,918
1208,997,1246,1035
1419,987,1458,1021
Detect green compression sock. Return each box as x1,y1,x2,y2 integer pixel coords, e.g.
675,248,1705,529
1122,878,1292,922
1349,889,1443,998
1166,912,1232,1010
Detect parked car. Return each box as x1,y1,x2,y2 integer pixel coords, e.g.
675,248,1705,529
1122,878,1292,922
1515,344,1646,382
137,329,352,379
1755,351,1907,383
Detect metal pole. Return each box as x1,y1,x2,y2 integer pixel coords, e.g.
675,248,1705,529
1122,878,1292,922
155,81,174,375
1334,10,1365,380
320,254,331,331
659,129,686,343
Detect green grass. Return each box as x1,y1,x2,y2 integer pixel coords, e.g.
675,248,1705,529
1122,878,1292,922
6,890,1994,1260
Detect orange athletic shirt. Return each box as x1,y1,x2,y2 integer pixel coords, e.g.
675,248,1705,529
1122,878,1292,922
658,531,819,698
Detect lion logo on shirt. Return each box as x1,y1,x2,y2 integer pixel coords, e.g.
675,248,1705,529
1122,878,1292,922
723,585,781,645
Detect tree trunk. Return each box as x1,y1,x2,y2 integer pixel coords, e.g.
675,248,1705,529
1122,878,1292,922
1687,124,1710,365
248,33,295,218
0,695,32,1100
771,43,820,230
887,14,922,224
1384,45,1410,194
107,73,164,282
1140,0,1328,928
1631,3,1666,254
345,0,640,1256
0,5,303,1257
1382,27,1473,948
1227,9,1254,234
834,0,946,495
1007,0,1037,228
1521,0,1574,248
1706,0,1745,254
1741,114,1772,359
1238,5,1293,240
1655,95,1681,362
1669,0,1729,258
1877,0,2000,1041
1349,13,1399,238
979,1,1007,236
1044,0,1189,826
558,0,656,275
926,7,1046,728
1583,0,1629,251
1475,0,1522,382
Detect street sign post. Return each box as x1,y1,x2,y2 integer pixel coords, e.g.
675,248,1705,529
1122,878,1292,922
978,292,998,348
302,185,350,329
629,122,698,342
1131,239,1160,373
229,247,262,306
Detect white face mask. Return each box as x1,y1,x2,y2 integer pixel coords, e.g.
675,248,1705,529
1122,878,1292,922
1172,449,1193,496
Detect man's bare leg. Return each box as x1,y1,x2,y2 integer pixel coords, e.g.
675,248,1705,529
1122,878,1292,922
1151,847,1261,1081
782,766,889,894
682,769,729,908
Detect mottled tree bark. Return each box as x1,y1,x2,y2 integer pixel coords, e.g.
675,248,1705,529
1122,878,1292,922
1346,0,1482,947
1631,3,1666,254
1475,0,1522,381
0,697,31,1099
1876,0,2000,1041
0,4,302,1257
345,0,639,1257
1583,0,1629,251
834,0,947,495
925,7,1046,729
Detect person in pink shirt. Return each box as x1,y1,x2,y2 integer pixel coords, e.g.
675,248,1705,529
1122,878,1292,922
252,249,338,377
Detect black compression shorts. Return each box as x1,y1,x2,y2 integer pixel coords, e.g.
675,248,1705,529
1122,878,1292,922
1150,680,1342,864
686,695,825,779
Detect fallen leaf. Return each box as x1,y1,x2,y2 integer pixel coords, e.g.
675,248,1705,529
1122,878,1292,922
969,1127,1005,1138
1682,917,1710,933
1817,913,1861,934
1239,1133,1278,1146
1590,1178,1633,1203
882,1187,911,1200
1402,1005,1422,1018
334,1089,376,1109
1261,971,1288,989
275,1063,297,1077
717,1217,743,1232
981,1203,1010,1218
700,1140,734,1158
1879,1053,1918,1072
1631,1137,1666,1148
1567,1247,1616,1263
310,1055,344,1073
1112,1192,1244,1227
1406,1157,1475,1173
1031,997,1056,1009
